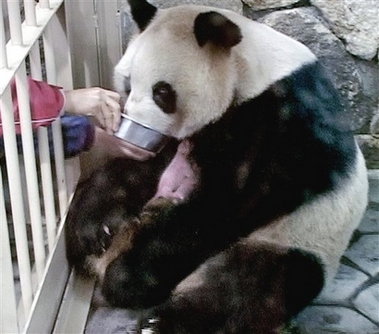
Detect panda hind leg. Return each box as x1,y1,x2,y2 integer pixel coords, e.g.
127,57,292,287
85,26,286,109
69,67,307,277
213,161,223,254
155,243,324,334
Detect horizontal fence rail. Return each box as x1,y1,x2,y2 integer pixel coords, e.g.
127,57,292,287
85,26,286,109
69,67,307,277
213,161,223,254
0,1,81,333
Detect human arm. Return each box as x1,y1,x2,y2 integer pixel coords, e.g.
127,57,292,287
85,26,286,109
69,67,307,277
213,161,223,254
63,87,122,135
63,88,155,161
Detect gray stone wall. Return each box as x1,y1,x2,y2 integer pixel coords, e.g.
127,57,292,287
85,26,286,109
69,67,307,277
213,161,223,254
241,0,378,167
151,0,243,13
253,9,376,132
149,0,379,166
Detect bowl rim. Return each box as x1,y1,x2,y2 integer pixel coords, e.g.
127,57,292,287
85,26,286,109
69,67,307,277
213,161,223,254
120,113,170,137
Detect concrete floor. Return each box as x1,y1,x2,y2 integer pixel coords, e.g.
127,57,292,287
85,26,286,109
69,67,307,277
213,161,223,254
292,170,379,334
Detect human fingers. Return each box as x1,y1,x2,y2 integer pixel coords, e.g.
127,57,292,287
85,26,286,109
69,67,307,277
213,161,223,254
105,95,122,132
98,89,121,134
101,100,114,135
102,89,121,102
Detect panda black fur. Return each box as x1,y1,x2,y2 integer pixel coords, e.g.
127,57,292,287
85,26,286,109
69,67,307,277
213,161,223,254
65,2,368,333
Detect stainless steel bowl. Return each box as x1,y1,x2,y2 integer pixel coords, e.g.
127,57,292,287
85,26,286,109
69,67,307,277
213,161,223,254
114,114,171,153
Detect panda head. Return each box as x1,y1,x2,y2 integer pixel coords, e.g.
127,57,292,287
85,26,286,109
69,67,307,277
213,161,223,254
114,2,242,139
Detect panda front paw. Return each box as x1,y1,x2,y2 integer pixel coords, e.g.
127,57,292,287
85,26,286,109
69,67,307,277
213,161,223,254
66,220,101,274
102,252,171,309
66,209,132,275
140,197,177,224
76,221,115,256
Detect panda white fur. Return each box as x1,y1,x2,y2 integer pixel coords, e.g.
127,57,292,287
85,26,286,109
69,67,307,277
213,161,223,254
65,1,368,333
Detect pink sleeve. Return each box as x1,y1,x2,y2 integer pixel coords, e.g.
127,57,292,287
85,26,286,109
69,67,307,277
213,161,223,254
0,77,65,135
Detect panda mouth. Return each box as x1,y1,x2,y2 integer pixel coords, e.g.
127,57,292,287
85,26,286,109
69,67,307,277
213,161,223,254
153,139,200,203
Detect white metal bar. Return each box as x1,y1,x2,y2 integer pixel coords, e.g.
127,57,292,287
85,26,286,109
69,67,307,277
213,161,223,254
0,1,8,68
7,0,23,45
29,42,43,81
43,20,68,218
16,65,46,283
49,11,73,89
29,39,58,252
93,0,103,86
0,169,19,334
42,23,56,84
52,119,68,219
40,0,50,10
53,274,95,334
24,210,73,334
0,84,33,317
1,1,82,332
24,0,37,27
0,0,64,95
38,126,58,252
64,157,81,203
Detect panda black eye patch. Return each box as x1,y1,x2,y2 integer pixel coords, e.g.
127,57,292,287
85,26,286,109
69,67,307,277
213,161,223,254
152,81,177,114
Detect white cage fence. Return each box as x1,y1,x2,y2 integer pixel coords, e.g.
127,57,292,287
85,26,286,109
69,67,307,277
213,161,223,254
0,1,86,333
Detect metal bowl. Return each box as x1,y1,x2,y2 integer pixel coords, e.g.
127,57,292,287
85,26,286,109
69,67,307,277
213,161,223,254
114,114,171,153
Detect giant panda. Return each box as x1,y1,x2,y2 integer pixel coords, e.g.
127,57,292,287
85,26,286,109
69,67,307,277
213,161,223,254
65,1,369,333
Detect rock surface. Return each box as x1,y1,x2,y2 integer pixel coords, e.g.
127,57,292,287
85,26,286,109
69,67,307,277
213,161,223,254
256,8,376,132
295,306,379,334
356,135,379,169
310,0,379,60
241,0,300,10
150,0,243,12
344,234,379,277
292,171,379,333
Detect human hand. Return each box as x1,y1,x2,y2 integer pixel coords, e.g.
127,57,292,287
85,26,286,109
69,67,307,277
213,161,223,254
94,127,156,161
64,88,121,134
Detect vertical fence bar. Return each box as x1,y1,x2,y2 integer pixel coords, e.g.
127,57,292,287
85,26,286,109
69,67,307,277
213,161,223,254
49,12,74,89
43,23,68,218
42,24,56,85
16,65,46,283
52,119,68,219
38,126,58,252
40,0,51,10
92,0,103,86
0,168,19,334
1,1,81,332
0,85,33,318
29,43,43,80
7,0,23,45
29,41,58,252
24,0,37,27
0,2,8,68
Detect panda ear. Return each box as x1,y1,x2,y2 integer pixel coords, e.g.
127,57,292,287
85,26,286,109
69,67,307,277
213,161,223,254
128,0,157,31
194,11,242,49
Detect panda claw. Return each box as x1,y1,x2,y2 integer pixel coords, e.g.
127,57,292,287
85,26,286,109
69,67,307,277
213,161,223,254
98,224,114,252
103,224,111,236
140,318,160,334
